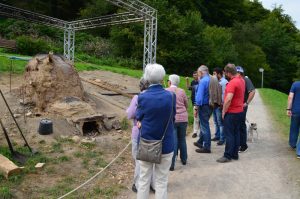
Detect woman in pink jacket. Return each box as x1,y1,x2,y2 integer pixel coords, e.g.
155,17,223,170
166,74,188,171
126,78,155,193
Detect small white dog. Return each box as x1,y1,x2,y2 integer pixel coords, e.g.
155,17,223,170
246,119,258,142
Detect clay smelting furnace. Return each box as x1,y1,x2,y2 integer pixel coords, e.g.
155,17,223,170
23,53,120,135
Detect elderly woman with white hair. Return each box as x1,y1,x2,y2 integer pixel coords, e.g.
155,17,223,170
166,74,188,171
136,63,176,199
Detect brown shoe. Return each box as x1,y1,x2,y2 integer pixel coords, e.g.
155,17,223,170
216,156,231,163
193,142,203,148
195,148,211,153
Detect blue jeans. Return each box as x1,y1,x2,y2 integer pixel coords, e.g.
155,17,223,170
171,122,188,168
240,106,248,148
213,107,225,142
223,112,243,159
289,114,300,156
197,105,213,150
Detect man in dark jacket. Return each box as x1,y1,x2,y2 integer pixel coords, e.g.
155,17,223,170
186,71,199,138
236,66,256,153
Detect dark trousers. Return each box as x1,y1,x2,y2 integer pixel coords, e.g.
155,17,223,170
240,106,248,149
197,105,213,150
223,112,243,159
289,114,300,156
171,122,188,168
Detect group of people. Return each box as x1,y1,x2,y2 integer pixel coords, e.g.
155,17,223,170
126,63,256,199
191,64,255,162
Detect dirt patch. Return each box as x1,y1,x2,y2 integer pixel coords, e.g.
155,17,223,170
0,70,140,199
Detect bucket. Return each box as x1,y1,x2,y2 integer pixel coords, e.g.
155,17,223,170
38,119,53,135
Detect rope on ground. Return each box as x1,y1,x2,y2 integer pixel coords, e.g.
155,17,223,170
57,140,132,199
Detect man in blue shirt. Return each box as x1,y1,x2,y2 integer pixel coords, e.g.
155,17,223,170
194,65,213,153
287,81,300,159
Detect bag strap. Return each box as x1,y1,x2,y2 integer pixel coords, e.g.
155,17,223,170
161,92,174,141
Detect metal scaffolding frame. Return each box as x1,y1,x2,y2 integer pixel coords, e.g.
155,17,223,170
0,1,157,68
70,12,144,30
64,25,75,61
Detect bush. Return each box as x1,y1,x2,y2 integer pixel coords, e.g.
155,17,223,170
16,36,50,55
81,38,111,57
76,54,141,69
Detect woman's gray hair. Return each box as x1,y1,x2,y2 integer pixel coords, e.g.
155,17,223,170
139,77,150,91
143,63,166,84
168,74,180,86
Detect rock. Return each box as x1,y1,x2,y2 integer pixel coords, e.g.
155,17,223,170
112,120,121,130
107,114,116,119
117,130,123,133
19,98,32,105
13,114,21,118
103,118,112,131
81,137,96,143
60,135,69,139
25,112,33,117
35,163,45,170
72,136,81,143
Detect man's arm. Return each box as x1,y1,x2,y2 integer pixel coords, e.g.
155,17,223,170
245,90,255,106
195,81,204,106
287,92,294,117
222,93,234,119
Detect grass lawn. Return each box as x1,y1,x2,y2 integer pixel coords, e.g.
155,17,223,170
258,88,290,136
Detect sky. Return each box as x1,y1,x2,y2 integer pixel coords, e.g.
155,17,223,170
260,0,300,29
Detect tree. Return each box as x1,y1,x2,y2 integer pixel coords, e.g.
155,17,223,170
258,9,298,92
232,22,270,87
156,10,208,74
242,0,270,23
197,0,245,27
203,26,238,68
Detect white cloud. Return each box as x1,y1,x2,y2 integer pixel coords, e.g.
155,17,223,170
260,0,300,29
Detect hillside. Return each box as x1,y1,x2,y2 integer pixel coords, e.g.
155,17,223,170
0,0,300,92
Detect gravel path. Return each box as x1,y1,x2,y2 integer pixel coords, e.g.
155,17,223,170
124,92,300,199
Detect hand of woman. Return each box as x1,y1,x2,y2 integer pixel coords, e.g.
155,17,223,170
137,121,142,128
